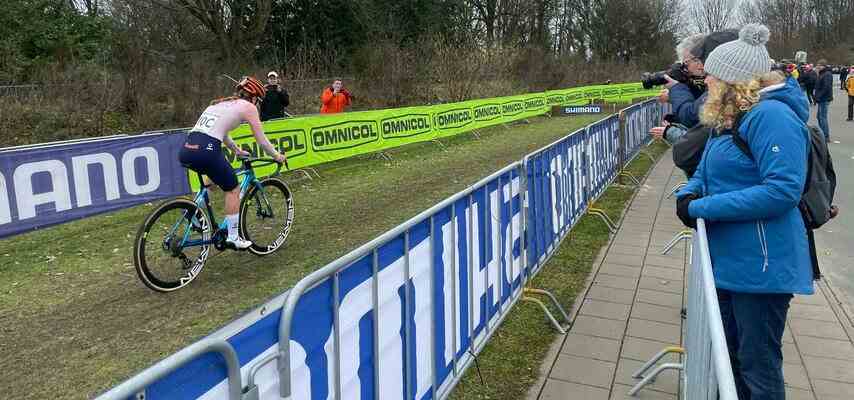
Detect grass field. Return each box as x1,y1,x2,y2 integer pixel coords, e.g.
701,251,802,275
0,113,625,399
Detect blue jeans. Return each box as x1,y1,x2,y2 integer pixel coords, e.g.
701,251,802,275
717,289,792,400
817,101,830,139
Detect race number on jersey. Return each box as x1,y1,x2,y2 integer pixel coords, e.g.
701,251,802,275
193,112,221,135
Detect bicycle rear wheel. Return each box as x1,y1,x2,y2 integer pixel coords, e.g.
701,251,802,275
134,199,212,292
240,177,295,256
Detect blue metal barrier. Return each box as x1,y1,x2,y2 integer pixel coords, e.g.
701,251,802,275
96,99,668,400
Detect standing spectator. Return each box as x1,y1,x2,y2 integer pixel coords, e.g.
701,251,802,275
676,24,813,400
840,65,849,91
798,64,817,105
320,78,353,114
260,71,290,121
846,66,854,121
814,59,834,140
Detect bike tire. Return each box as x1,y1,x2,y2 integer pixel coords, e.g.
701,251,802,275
134,198,212,292
240,177,295,256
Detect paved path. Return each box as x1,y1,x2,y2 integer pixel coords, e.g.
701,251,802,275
528,151,854,400
811,83,854,314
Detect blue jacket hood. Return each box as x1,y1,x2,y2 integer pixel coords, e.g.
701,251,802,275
760,77,809,123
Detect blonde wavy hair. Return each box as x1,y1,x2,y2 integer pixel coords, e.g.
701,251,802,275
700,71,786,130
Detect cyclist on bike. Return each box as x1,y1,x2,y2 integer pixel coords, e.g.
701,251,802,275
179,76,287,250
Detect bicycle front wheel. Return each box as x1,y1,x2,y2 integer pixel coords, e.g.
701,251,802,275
240,177,295,256
134,199,212,292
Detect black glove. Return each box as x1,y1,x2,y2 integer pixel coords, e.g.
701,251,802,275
662,113,678,124
677,194,699,229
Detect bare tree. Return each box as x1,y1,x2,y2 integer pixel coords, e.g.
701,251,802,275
687,0,738,32
71,0,102,16
737,0,764,26
153,0,273,62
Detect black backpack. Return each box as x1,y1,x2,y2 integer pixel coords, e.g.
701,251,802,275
672,124,710,178
729,120,837,279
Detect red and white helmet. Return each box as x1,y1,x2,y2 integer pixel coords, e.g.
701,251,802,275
236,76,267,99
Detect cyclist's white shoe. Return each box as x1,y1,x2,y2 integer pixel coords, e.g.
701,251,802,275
226,237,253,250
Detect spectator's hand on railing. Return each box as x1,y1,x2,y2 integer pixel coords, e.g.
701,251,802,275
650,126,667,140
658,88,670,104
677,194,699,229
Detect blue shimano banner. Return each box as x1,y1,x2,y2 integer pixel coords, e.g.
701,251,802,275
0,133,190,238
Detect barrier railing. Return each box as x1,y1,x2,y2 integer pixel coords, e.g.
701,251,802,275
97,99,667,400
620,100,670,165
276,162,526,399
630,218,738,399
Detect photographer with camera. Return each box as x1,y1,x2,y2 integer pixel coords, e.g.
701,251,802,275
320,78,354,114
654,30,739,129
647,30,739,179
260,71,290,121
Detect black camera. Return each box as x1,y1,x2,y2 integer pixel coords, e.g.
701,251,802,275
641,63,689,89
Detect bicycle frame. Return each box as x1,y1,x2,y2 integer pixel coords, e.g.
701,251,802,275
167,158,274,251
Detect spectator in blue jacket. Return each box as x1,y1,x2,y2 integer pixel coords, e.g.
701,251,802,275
676,24,813,400
814,59,834,139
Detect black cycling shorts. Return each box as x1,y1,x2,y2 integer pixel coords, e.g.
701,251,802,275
178,132,239,191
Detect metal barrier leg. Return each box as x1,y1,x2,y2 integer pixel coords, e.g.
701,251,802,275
523,288,571,334
373,151,393,161
618,170,641,186
628,362,684,396
587,207,618,233
430,139,447,150
630,346,684,379
666,182,688,199
521,295,568,334
639,149,656,162
293,169,314,181
661,231,692,255
303,167,321,179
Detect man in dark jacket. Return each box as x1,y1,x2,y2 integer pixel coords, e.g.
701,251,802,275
814,60,834,140
841,65,849,91
798,64,817,105
260,71,290,121
664,29,739,128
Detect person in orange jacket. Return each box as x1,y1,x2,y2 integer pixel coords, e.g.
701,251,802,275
320,78,353,114
846,66,854,121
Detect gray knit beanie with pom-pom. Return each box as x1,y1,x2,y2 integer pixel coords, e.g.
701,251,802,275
704,24,771,83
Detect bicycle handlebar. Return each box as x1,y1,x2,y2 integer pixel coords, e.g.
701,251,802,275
237,156,286,175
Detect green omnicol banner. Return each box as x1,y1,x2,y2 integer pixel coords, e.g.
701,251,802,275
190,82,657,189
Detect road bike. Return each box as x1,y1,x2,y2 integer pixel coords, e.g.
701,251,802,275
133,156,294,292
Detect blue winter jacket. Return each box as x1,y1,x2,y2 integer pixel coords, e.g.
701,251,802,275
678,77,814,295
668,83,707,127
